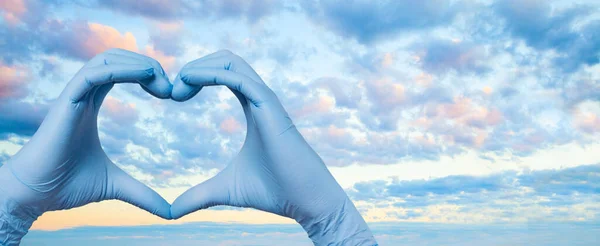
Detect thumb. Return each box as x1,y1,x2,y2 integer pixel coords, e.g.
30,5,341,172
106,164,172,220
170,168,232,219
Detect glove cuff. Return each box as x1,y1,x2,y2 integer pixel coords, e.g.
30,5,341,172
0,189,39,246
299,197,378,246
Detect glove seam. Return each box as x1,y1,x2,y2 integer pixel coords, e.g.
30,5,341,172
7,164,50,194
276,124,296,137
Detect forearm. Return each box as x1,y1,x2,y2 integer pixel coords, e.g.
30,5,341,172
299,197,377,246
0,188,38,245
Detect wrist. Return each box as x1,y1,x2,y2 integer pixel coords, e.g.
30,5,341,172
298,197,377,246
0,175,40,245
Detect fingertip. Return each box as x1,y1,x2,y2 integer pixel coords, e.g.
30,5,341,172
153,68,173,99
153,199,174,220
169,199,187,220
138,69,172,99
156,74,174,99
171,74,202,102
170,192,197,219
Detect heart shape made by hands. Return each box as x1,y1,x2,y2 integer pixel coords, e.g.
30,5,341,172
0,49,377,246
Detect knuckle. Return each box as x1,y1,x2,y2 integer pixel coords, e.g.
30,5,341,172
229,55,245,70
147,57,160,66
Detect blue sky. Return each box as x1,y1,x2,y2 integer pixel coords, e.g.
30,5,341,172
1,0,600,245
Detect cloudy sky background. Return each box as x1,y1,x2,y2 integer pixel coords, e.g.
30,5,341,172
1,0,599,245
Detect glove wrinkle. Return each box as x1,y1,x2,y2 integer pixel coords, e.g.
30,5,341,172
0,188,40,246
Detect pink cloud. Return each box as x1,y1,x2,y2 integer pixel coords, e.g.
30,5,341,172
0,62,29,99
219,116,242,134
101,96,139,125
75,22,178,71
0,0,27,25
414,73,433,87
574,111,600,133
411,97,505,148
294,95,335,118
366,78,406,111
155,21,182,32
83,23,139,58
436,97,504,128
143,45,177,73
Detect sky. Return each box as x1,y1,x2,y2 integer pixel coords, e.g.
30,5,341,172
0,0,599,245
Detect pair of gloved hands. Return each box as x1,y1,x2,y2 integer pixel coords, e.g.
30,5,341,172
0,49,377,246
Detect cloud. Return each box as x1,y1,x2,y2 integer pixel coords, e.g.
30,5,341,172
142,45,178,73
1,0,599,190
366,78,406,113
41,21,138,61
0,100,49,140
101,97,140,126
97,0,184,20
0,61,48,140
0,62,30,99
96,0,279,23
219,116,242,134
572,100,600,134
1,2,138,63
517,164,600,196
140,89,247,176
2,3,177,73
315,77,361,109
349,164,600,222
203,0,280,23
302,0,461,44
414,39,490,74
0,0,49,27
0,0,27,25
149,21,184,57
494,0,600,71
0,14,39,63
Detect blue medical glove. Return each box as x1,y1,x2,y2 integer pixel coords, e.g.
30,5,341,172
0,49,173,245
170,50,378,246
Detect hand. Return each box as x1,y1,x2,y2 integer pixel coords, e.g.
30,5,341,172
0,49,173,245
170,50,377,246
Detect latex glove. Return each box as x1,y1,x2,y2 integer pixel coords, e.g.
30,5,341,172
0,49,173,245
170,50,378,246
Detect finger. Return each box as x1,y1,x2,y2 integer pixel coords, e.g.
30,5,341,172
105,48,164,73
67,64,155,102
86,52,141,106
101,53,150,66
179,68,274,106
170,170,232,219
104,49,172,99
107,164,172,219
171,73,203,102
171,50,239,102
187,56,265,84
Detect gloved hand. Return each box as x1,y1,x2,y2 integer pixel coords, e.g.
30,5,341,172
0,49,173,246
170,50,378,246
